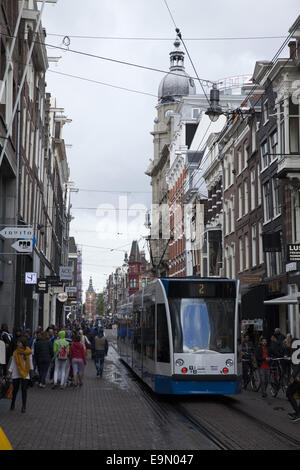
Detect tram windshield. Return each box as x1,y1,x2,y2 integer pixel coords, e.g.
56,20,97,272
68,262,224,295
169,298,235,354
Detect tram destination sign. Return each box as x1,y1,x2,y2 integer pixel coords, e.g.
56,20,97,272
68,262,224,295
287,244,300,262
166,280,236,299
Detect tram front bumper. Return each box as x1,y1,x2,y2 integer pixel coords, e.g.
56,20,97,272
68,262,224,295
155,374,242,395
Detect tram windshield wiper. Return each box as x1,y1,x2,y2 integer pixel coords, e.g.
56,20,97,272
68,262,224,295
190,349,219,354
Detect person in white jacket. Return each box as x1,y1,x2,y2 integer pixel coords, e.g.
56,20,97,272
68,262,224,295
7,336,33,413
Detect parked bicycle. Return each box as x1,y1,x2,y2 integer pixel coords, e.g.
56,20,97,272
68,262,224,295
242,358,260,392
269,357,291,398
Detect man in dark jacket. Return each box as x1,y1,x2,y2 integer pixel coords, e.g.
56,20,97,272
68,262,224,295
286,362,300,421
34,332,53,388
93,328,108,377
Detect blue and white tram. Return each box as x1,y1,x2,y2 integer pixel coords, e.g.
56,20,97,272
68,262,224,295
117,277,242,395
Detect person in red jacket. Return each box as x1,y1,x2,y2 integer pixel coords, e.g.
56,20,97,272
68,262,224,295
69,335,87,388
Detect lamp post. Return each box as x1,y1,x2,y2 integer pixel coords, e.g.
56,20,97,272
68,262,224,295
205,83,223,122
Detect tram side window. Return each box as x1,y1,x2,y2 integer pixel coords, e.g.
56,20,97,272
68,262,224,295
143,301,155,360
133,308,142,353
156,304,170,363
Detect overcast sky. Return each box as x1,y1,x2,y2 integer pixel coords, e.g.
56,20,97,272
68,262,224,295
41,0,299,296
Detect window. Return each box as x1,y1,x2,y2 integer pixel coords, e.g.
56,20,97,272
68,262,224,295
239,237,243,272
230,196,235,232
251,225,257,267
225,246,230,278
292,191,300,242
280,102,285,154
263,100,269,123
261,141,269,169
244,180,248,215
272,178,281,217
245,234,249,270
169,298,235,354
231,244,235,279
250,168,256,211
263,181,271,222
243,141,248,168
237,149,242,174
156,304,170,363
224,201,229,235
258,222,264,265
269,131,278,160
289,97,299,154
192,108,200,119
238,185,242,218
257,163,262,205
252,123,257,152
266,250,282,277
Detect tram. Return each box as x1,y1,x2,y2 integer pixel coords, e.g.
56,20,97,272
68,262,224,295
117,277,242,395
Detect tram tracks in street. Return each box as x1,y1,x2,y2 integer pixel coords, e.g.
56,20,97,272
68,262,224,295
175,395,300,450
109,336,300,450
223,397,300,449
112,350,238,449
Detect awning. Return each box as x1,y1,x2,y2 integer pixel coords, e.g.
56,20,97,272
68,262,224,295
263,294,300,305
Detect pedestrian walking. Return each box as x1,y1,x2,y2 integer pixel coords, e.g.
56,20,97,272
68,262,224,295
286,362,300,422
7,336,33,413
241,334,254,389
93,328,108,378
34,331,53,388
79,329,91,353
69,335,86,387
52,331,70,390
269,334,284,358
274,328,285,346
0,337,5,377
0,324,13,377
255,337,271,398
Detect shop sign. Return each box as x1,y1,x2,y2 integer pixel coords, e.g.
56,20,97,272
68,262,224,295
287,244,300,262
241,319,263,331
286,262,297,273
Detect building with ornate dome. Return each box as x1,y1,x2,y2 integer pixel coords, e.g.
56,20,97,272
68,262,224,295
145,36,197,276
158,37,196,103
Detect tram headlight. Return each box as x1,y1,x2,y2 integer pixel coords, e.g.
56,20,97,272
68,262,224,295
226,359,234,367
176,359,184,367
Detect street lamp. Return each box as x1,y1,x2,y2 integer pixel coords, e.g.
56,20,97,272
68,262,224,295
205,83,223,122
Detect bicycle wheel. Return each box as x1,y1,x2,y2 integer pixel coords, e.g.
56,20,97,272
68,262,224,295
250,368,260,392
270,370,279,397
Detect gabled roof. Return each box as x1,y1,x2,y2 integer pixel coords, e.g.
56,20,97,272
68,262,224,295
129,240,141,263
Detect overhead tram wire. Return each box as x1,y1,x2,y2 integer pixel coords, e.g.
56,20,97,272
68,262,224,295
162,0,211,108
0,30,213,90
46,33,286,41
163,16,300,209
238,18,300,109
47,70,158,98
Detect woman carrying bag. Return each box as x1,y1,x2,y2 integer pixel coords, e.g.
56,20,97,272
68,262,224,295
7,336,33,413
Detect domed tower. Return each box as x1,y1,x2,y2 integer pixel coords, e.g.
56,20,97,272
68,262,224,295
158,36,196,103
145,37,196,278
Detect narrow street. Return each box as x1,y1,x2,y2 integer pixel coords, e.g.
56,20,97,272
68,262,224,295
1,330,299,451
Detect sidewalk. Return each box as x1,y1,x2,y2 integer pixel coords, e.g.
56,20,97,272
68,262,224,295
0,346,210,450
